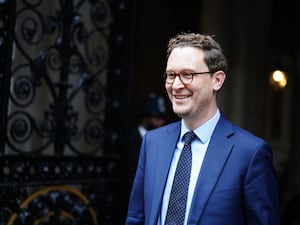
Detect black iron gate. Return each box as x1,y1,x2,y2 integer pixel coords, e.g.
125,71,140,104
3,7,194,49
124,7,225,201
0,0,134,224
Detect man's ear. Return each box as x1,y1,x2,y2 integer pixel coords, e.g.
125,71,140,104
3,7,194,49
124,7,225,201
213,70,226,91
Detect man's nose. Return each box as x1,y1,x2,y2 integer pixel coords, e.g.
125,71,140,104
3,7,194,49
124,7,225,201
172,75,184,88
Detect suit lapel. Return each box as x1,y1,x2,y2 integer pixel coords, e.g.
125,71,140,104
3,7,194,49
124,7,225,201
149,122,181,225
188,117,234,225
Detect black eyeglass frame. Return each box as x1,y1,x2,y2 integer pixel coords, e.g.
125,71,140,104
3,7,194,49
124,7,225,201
164,71,214,85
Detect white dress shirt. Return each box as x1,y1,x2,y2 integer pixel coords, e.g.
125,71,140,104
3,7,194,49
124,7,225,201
138,125,147,138
159,109,220,225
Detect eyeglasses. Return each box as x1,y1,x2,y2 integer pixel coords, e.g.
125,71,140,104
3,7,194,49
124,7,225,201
164,71,212,85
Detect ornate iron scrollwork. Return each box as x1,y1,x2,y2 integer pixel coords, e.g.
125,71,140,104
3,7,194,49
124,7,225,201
4,0,114,156
0,0,133,224
6,185,98,225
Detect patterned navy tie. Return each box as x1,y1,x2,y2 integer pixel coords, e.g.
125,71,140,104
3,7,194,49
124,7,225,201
165,131,197,225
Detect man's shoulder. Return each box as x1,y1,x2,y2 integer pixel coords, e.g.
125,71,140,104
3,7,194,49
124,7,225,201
147,120,180,136
218,115,267,145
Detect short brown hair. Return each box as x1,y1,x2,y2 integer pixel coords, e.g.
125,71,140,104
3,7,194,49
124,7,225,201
166,32,228,73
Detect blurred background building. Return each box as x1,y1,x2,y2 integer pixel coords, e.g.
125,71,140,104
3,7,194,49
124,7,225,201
0,0,299,224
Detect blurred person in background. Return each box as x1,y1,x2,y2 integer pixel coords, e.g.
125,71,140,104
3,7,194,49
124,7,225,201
128,92,167,190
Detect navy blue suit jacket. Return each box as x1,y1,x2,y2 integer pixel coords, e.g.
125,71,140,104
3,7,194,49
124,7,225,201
126,115,280,225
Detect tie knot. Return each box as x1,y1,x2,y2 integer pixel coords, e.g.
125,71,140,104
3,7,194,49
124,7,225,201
183,131,196,145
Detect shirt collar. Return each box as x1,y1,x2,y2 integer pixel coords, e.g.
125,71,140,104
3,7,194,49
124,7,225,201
180,109,221,144
138,125,148,137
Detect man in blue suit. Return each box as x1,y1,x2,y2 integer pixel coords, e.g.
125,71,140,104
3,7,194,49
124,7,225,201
126,32,280,225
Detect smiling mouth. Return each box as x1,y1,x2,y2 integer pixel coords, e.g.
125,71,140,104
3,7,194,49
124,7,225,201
174,95,190,99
